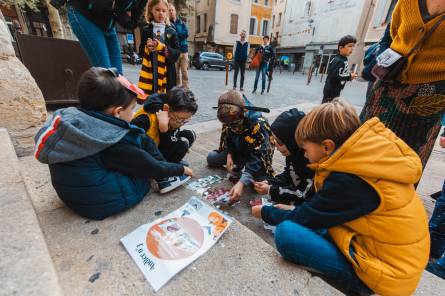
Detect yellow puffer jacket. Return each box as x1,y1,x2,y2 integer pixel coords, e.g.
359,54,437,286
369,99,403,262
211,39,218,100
310,118,430,296
132,108,160,146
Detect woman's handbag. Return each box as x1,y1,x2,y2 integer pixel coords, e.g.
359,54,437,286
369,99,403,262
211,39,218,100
372,14,445,82
250,52,263,70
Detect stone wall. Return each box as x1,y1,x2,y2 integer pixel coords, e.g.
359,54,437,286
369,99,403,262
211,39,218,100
0,11,47,157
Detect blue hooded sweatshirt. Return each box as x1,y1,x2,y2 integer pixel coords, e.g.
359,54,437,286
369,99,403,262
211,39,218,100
35,107,183,220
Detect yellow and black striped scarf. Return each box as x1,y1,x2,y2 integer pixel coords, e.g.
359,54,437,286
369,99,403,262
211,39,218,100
138,42,167,95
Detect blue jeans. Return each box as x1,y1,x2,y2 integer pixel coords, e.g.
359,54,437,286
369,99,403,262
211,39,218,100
67,5,123,74
275,221,373,295
430,180,445,258
253,63,268,91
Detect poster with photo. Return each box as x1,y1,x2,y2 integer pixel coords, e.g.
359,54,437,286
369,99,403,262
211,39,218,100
121,197,232,292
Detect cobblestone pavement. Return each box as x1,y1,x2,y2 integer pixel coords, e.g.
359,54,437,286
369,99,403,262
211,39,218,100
123,64,369,124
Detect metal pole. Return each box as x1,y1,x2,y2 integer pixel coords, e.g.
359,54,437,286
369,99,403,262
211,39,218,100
225,62,229,86
320,54,332,83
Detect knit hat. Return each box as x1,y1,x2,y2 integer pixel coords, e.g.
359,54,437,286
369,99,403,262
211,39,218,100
215,90,270,124
271,108,305,155
216,90,245,124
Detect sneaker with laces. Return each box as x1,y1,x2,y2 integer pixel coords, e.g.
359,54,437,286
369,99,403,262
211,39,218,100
158,175,191,194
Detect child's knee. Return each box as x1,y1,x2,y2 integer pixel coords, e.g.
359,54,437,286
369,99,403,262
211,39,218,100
207,150,225,167
179,130,196,147
275,221,296,254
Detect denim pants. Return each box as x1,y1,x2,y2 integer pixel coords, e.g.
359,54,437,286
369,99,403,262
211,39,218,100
253,63,268,91
67,5,123,74
430,180,445,258
275,221,373,295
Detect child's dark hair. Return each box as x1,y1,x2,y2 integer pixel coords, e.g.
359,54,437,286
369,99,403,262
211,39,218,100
165,86,198,114
78,67,135,111
338,35,357,50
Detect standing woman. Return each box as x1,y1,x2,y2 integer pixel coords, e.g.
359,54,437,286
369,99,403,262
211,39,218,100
360,0,445,167
138,0,180,96
65,0,147,74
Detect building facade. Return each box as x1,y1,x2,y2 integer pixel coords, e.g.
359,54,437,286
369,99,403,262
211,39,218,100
249,0,273,46
271,0,287,46
189,0,251,56
365,0,397,43
277,0,375,73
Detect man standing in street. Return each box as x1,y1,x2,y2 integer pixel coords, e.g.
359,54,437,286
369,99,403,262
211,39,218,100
169,3,189,89
253,36,275,95
233,30,249,91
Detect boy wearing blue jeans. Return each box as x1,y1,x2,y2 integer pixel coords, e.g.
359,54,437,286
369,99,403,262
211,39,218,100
427,117,445,279
252,100,430,295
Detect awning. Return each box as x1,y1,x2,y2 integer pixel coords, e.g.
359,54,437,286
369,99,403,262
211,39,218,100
276,47,305,54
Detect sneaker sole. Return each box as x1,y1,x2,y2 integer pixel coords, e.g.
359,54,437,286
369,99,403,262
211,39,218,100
159,176,191,194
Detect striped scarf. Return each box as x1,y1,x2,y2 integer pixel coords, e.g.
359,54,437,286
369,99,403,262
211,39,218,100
138,42,167,95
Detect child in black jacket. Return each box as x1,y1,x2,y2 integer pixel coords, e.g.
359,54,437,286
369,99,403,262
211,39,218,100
207,90,274,202
253,109,314,204
322,35,357,103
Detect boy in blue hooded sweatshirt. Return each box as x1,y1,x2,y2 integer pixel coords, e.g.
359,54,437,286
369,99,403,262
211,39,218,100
34,67,194,220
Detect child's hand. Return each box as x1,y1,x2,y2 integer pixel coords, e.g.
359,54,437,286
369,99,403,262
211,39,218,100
229,181,244,202
183,166,194,177
156,110,169,133
253,181,270,195
251,205,263,219
440,136,445,149
226,153,234,172
146,38,156,51
274,204,295,211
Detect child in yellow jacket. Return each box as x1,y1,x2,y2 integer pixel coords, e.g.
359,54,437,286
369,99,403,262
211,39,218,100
252,99,430,295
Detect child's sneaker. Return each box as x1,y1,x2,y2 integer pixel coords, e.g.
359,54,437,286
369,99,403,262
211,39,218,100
158,175,191,194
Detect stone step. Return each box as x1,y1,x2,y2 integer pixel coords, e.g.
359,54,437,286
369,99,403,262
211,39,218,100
18,155,343,296
0,128,62,296
7,101,445,295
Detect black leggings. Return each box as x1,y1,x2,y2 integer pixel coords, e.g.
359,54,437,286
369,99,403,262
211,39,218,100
159,129,196,163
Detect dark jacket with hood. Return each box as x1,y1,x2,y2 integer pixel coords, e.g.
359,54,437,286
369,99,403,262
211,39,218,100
35,107,184,220
269,109,314,204
70,0,147,31
138,22,180,95
218,97,275,185
323,54,352,99
171,18,189,53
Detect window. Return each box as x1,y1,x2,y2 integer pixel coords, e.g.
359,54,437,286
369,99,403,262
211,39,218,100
196,15,201,33
249,18,257,35
230,14,239,34
262,20,269,36
384,0,397,24
253,0,259,3
204,13,207,32
264,0,269,5
272,15,275,28
278,13,282,26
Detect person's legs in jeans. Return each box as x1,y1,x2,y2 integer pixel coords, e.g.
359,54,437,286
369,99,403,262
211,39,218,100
430,180,445,258
67,5,113,70
207,149,228,167
253,67,261,91
275,221,373,295
239,62,246,90
233,62,240,88
104,27,123,74
261,63,267,92
180,53,189,88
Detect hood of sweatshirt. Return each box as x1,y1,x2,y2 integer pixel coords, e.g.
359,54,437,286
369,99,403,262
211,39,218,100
310,118,422,185
34,107,139,164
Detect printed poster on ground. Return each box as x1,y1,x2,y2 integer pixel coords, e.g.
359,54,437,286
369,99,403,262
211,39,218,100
121,197,232,291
